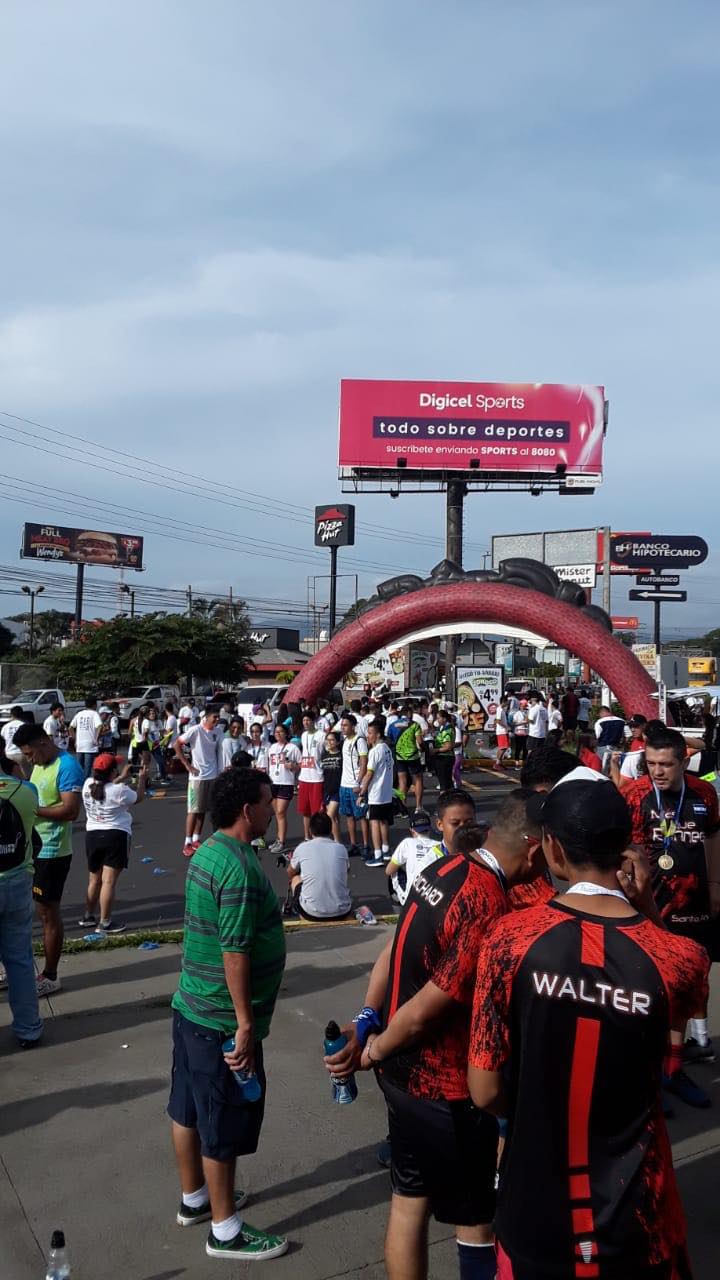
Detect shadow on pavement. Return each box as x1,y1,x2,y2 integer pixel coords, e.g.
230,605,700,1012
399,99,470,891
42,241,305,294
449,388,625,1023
0,1077,165,1137
279,962,377,998
57,952,181,992
30,994,173,1046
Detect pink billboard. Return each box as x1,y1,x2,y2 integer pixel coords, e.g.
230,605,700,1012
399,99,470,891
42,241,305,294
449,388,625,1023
338,380,606,477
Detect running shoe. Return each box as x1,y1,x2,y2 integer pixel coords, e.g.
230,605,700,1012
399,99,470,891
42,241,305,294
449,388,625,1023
382,850,392,863
36,975,62,998
16,1036,42,1050
183,842,195,858
98,920,125,934
268,840,284,854
683,1037,716,1065
251,837,267,851
78,914,96,927
0,965,8,990
663,1068,712,1109
206,1223,288,1260
363,854,384,867
177,1188,247,1227
347,844,362,858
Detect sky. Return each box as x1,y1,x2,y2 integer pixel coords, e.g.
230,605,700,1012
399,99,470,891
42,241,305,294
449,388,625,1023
1,0,719,641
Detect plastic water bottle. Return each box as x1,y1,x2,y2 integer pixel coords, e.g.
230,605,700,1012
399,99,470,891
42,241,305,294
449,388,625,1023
222,1037,262,1101
45,1229,70,1279
324,1020,358,1104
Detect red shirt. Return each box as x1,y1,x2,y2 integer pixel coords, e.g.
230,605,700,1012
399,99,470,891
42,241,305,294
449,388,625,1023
579,746,603,773
470,901,708,1278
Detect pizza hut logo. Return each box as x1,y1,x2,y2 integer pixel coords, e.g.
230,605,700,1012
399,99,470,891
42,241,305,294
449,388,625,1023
316,508,346,542
314,503,355,547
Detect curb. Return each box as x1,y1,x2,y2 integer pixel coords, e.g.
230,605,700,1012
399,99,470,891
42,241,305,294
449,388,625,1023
47,915,399,956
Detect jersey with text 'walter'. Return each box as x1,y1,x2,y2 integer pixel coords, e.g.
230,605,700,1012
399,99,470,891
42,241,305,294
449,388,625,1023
470,901,708,1279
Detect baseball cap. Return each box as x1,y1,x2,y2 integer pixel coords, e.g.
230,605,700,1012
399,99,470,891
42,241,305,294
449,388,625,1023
527,779,630,850
99,705,112,715
410,808,432,832
93,753,119,772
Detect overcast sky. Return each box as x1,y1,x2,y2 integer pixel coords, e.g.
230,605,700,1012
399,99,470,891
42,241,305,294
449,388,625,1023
1,1,718,640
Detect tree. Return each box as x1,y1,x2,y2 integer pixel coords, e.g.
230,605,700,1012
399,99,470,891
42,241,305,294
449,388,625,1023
275,670,295,684
52,612,257,695
8,609,74,653
0,621,15,656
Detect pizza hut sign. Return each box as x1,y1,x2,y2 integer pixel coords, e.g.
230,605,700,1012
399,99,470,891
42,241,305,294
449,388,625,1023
314,503,356,548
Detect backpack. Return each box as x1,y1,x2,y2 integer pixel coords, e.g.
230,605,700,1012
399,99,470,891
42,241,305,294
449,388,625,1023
395,723,420,761
0,785,29,873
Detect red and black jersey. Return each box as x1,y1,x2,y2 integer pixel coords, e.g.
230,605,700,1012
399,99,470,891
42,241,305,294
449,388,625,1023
624,774,720,941
381,853,507,1101
470,901,709,1279
508,872,556,912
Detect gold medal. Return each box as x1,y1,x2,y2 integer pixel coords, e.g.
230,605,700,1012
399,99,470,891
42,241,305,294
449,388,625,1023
658,853,674,871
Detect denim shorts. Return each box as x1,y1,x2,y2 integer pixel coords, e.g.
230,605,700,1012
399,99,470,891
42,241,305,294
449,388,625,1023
339,786,364,818
167,1011,266,1161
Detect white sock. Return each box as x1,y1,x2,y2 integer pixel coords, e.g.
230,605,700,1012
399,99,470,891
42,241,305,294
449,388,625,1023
184,836,193,845
689,1018,709,1046
182,1182,209,1208
211,1212,242,1242
374,849,382,860
382,844,389,854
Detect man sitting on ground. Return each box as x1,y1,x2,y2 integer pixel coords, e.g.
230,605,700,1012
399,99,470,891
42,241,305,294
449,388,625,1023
288,811,352,922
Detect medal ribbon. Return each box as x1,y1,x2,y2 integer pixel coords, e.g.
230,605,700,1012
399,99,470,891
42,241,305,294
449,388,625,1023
653,781,685,851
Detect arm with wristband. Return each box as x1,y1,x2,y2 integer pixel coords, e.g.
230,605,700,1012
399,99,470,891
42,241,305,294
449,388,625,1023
323,937,393,1076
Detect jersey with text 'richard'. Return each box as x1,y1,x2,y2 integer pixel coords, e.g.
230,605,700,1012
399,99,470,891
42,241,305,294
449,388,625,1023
624,773,719,939
470,901,708,1279
381,853,507,1101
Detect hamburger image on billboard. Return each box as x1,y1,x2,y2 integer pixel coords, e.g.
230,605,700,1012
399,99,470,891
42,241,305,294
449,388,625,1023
22,523,144,569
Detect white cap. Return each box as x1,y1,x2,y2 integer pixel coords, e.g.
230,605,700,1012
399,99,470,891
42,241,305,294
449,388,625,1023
554,765,609,787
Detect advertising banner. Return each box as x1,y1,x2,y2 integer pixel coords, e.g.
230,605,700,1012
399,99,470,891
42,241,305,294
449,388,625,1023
610,535,708,570
456,666,503,730
314,504,356,547
21,523,144,569
632,643,658,676
555,564,596,589
408,648,439,690
339,381,606,477
346,646,406,693
494,643,514,674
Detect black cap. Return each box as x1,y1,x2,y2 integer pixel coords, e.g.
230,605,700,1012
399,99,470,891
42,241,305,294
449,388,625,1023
411,808,432,832
527,779,631,847
51,1230,65,1248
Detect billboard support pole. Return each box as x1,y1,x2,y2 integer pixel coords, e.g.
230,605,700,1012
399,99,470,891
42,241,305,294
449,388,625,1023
654,601,661,651
444,481,465,701
329,545,338,636
74,562,84,632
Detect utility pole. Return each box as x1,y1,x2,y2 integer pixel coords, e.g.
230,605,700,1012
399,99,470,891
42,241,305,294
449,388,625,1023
654,600,661,650
601,526,612,706
74,563,84,634
187,585,193,618
444,480,465,701
21,584,44,657
329,546,338,634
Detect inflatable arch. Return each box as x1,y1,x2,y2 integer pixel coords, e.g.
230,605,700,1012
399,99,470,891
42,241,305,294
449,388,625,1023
285,579,658,721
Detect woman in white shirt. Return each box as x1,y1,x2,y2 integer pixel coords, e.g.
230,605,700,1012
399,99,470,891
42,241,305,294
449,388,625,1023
266,722,301,853
140,705,168,782
79,753,148,933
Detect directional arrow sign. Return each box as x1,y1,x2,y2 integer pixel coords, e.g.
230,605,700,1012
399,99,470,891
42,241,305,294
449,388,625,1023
636,574,680,588
629,589,687,603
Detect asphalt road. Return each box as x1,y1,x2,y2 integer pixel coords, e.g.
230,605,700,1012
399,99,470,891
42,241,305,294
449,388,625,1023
45,767,514,937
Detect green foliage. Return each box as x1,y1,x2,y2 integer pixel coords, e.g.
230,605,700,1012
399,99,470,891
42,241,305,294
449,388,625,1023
52,611,257,694
675,628,720,657
0,621,16,656
275,670,295,684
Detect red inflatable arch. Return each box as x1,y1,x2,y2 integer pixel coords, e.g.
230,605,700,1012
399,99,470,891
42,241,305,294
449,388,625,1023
285,580,657,720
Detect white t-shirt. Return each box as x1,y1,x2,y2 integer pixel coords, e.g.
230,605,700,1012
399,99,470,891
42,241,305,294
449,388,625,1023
82,777,138,835
178,704,200,729
366,742,394,805
390,836,442,905
43,714,69,751
578,696,592,721
179,722,223,780
70,709,103,753
219,733,251,769
164,713,179,746
317,712,336,733
527,704,548,739
248,742,269,770
512,709,528,735
413,713,429,735
290,837,351,917
385,713,400,733
340,734,368,789
620,750,644,779
299,730,325,784
548,708,563,731
2,718,25,762
267,741,301,786
142,718,163,747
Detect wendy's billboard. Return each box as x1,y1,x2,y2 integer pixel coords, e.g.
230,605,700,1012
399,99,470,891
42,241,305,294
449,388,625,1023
338,380,606,479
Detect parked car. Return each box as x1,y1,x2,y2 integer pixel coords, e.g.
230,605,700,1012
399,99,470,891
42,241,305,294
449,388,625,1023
115,684,181,725
0,688,85,725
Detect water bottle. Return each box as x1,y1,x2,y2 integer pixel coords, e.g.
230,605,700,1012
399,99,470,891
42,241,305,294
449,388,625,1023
45,1229,70,1279
324,1020,358,1104
222,1037,262,1101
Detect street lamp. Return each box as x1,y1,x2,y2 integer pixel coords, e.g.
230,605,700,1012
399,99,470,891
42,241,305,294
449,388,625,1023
21,585,45,657
121,584,136,619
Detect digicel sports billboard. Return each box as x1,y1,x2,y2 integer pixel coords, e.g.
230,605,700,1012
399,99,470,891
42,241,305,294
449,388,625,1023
338,380,606,479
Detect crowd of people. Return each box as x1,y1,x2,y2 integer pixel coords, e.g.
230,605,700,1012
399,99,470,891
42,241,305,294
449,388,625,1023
0,680,718,1274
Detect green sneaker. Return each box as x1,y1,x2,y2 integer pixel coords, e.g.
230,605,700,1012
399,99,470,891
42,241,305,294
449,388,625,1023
206,1221,288,1260
176,1188,247,1227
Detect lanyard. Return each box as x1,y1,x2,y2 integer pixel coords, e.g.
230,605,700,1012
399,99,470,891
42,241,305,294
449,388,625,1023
565,881,629,903
476,847,508,895
652,781,685,849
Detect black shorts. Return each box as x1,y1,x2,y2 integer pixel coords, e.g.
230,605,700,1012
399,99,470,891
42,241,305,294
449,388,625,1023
397,758,423,778
369,802,394,823
271,784,294,802
167,1011,266,1161
86,829,130,872
379,1075,498,1226
32,855,72,905
323,790,340,806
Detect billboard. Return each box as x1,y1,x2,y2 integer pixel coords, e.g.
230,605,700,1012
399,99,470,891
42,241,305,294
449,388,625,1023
339,381,606,478
314,504,356,547
21,523,144,569
456,666,503,731
345,646,407,693
632,643,657,676
610,534,708,570
492,528,598,571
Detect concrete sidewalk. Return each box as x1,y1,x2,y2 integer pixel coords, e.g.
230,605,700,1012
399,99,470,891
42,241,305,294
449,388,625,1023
1,926,719,1279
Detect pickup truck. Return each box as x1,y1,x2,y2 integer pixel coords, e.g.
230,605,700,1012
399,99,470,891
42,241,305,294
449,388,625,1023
0,688,85,725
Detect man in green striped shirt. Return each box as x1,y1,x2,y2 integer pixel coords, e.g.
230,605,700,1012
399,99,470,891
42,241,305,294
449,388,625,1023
168,767,288,1262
